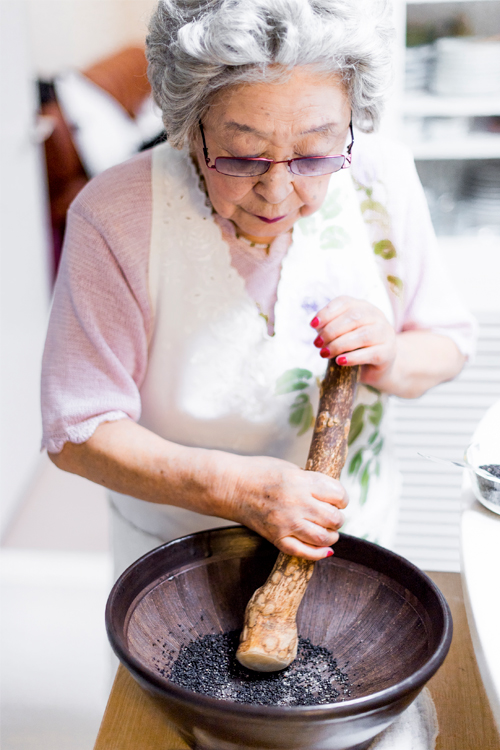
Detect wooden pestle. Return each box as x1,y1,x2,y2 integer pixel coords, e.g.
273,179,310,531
236,360,360,672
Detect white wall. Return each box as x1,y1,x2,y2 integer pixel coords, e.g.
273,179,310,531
0,2,52,535
27,0,157,77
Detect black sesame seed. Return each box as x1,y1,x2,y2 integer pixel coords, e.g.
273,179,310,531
480,464,500,479
477,464,500,503
154,631,353,706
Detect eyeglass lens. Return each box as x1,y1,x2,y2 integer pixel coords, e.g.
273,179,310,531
214,155,346,177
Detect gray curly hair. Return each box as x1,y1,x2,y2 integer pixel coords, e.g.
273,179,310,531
146,0,394,148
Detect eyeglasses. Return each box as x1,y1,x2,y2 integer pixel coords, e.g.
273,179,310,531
199,119,354,178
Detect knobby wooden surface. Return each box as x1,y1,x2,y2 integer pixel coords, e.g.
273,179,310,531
94,572,500,750
304,362,359,479
236,362,359,670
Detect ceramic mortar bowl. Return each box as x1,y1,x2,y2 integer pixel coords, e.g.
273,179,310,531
106,527,452,750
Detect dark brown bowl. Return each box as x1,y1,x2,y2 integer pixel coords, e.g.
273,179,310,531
106,527,452,750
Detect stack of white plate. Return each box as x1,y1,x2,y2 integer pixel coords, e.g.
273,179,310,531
405,44,434,91
462,163,500,227
431,37,500,96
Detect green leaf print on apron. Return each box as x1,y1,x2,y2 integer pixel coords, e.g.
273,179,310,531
276,364,391,527
347,387,385,507
275,368,316,437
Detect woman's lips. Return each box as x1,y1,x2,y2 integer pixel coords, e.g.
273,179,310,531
254,214,287,224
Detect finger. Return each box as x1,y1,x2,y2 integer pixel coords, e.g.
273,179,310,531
321,324,382,357
310,503,345,532
315,309,374,349
310,296,354,329
307,472,348,509
277,535,338,561
289,519,342,548
335,344,389,368
319,331,386,361
304,508,345,535
296,499,345,533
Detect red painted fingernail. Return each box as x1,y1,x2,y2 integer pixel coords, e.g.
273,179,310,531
314,335,324,348
310,317,320,328
326,549,334,558
337,356,348,365
320,347,330,358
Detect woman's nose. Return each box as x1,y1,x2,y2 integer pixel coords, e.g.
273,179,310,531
254,163,294,204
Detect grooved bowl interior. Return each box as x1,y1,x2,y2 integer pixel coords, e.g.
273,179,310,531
106,528,452,750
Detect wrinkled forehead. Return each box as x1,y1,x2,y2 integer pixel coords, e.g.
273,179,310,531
202,67,351,144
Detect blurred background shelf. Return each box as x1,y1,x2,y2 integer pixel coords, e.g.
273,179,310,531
403,92,500,117
390,0,500,238
408,134,500,158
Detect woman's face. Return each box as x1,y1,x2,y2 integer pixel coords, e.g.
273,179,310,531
194,67,352,241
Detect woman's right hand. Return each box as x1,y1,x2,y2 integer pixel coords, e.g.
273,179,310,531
208,451,348,561
49,420,347,561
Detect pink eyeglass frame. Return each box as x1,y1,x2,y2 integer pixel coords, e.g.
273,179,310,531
199,119,354,176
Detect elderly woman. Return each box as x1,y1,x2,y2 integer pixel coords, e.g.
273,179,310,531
42,0,474,577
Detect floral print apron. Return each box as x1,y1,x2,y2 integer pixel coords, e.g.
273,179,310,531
109,143,400,576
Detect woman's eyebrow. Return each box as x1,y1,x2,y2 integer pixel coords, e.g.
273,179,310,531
222,121,341,138
302,122,340,136
222,121,266,137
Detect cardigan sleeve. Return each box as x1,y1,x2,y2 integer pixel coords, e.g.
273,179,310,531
41,154,152,453
353,133,477,358
392,150,477,357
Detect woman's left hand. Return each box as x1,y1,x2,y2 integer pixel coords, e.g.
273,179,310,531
311,296,397,390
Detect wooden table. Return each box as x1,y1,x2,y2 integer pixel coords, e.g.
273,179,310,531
94,572,500,750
